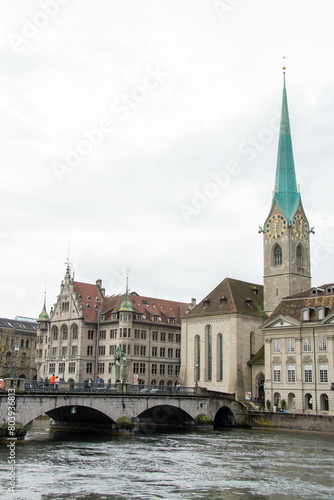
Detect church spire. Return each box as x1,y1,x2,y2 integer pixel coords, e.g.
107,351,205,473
273,69,300,223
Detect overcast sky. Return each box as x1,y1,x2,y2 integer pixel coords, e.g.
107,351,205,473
1,0,334,319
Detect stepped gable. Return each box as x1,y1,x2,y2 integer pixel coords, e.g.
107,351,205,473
269,284,334,322
73,281,102,321
102,293,188,325
183,277,266,319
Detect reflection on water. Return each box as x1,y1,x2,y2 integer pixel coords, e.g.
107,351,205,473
1,419,334,500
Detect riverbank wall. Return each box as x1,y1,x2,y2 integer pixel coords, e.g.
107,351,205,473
249,411,334,433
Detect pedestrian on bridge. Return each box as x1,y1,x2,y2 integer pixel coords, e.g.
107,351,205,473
50,374,56,391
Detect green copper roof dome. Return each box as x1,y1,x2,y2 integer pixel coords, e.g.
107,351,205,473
119,277,133,312
273,73,300,223
38,296,49,321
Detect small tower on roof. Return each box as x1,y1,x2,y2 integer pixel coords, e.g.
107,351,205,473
119,275,133,312
38,293,49,330
262,63,311,315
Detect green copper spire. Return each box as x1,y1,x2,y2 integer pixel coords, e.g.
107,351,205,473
273,72,300,223
119,276,133,312
38,293,49,322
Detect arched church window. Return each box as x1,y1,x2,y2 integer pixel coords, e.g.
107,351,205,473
205,325,212,381
194,335,200,383
296,244,302,267
274,244,282,267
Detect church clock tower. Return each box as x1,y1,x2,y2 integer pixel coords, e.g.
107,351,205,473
263,69,311,315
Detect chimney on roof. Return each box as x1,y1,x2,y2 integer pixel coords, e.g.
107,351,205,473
96,279,102,288
188,298,196,311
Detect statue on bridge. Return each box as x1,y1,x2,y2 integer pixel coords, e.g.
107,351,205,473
113,347,126,382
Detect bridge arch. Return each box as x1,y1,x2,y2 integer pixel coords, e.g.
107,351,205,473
137,404,194,429
46,405,115,432
214,406,236,428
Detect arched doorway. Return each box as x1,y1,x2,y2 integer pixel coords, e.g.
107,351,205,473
320,394,329,411
274,392,281,408
256,372,265,404
305,393,313,410
288,393,296,410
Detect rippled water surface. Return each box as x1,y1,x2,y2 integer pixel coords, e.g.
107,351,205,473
1,421,334,500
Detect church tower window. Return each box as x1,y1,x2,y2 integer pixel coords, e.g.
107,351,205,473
274,244,282,267
296,244,302,267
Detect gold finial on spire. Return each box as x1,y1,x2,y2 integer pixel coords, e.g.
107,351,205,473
282,55,290,74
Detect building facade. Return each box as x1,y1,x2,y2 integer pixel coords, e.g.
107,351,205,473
0,317,37,379
36,266,190,386
180,278,266,400
263,286,334,413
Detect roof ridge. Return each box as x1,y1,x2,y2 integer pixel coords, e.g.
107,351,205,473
226,278,237,313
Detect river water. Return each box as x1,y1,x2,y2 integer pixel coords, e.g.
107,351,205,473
1,420,334,500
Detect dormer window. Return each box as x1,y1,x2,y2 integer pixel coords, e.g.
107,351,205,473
316,306,329,321
86,303,90,308
87,295,91,301
220,297,227,305
245,298,253,308
78,294,82,299
301,307,314,321
96,297,100,302
250,286,259,296
94,305,98,310
203,299,210,308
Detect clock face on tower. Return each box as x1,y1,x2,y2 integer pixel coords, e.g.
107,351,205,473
292,214,308,240
266,214,287,239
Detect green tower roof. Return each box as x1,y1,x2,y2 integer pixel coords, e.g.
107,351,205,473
38,295,49,322
273,73,300,223
119,277,133,312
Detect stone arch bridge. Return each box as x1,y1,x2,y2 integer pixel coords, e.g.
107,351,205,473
1,389,249,433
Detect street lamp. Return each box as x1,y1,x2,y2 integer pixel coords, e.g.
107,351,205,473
195,363,199,387
122,355,127,383
14,345,19,379
62,357,66,381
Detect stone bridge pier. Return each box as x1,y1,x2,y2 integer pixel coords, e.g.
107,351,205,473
0,390,250,435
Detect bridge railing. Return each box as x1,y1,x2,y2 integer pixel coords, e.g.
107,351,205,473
130,385,195,395
22,380,118,393
15,381,196,396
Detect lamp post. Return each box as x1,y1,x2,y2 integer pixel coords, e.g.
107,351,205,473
122,355,127,383
14,345,19,379
62,356,66,381
195,363,199,387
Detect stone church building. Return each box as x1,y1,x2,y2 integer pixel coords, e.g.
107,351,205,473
180,70,333,414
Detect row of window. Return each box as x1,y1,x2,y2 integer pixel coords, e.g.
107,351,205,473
273,364,328,383
48,324,78,342
273,244,303,267
90,344,181,358
46,326,181,343
272,337,327,353
48,362,75,374
194,329,224,382
86,362,181,376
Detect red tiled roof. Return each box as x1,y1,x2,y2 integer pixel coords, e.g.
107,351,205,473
73,282,102,322
102,293,188,325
